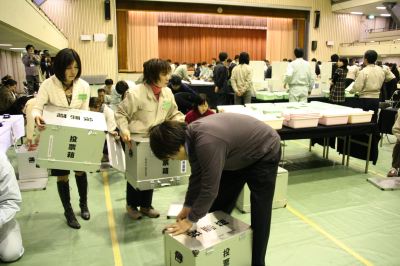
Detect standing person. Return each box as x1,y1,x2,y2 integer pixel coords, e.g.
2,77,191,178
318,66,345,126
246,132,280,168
108,80,130,111
173,63,192,82
330,54,339,80
329,57,349,104
387,110,400,177
345,58,359,88
283,48,314,102
0,153,24,263
184,94,215,124
32,48,91,229
231,52,254,105
115,58,184,220
349,50,392,123
22,44,40,93
213,52,229,106
149,113,281,266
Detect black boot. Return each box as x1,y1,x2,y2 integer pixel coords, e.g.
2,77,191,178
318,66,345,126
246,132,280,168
76,173,90,220
57,181,81,229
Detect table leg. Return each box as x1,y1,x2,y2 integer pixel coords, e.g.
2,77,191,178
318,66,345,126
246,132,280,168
365,133,372,174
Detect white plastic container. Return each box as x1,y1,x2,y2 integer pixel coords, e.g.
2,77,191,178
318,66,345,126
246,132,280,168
16,145,48,180
348,110,374,124
283,118,319,128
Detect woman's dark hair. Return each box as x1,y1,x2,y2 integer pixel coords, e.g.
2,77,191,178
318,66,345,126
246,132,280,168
53,48,82,82
115,80,129,95
105,79,113,85
338,57,348,68
239,52,250,64
364,50,378,64
194,93,208,107
4,79,17,87
149,120,187,160
1,75,12,84
294,48,304,58
169,75,182,86
143,58,171,85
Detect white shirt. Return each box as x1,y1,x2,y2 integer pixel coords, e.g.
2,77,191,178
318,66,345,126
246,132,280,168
32,75,90,119
0,153,21,229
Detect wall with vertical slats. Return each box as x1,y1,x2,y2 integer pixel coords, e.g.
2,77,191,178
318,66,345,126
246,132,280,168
41,0,118,80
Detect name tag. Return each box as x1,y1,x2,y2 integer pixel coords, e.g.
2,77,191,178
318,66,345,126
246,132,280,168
162,100,172,111
78,94,87,101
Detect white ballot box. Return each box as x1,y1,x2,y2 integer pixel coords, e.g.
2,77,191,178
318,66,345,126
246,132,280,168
236,166,288,213
16,145,48,180
125,134,191,190
164,211,252,266
36,105,107,172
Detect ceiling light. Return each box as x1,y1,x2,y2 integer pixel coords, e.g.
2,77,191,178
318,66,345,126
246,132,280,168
350,12,363,15
0,44,12,47
370,41,375,42
368,15,375,19
376,6,386,10
10,47,26,50
380,13,391,17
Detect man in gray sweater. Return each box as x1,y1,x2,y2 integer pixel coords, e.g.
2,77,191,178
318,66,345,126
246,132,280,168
149,113,281,266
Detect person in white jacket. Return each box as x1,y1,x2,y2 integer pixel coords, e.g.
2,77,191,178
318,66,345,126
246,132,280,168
32,48,91,229
0,153,24,262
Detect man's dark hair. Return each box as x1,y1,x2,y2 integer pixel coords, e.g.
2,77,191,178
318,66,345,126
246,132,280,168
311,58,317,62
234,55,239,60
149,121,187,160
97,88,105,93
227,58,232,63
239,52,250,64
365,50,378,64
89,97,99,108
169,75,182,86
330,54,339,62
25,44,34,51
115,80,129,95
218,52,228,62
105,79,113,85
53,48,82,82
294,48,304,58
143,58,171,85
4,79,17,87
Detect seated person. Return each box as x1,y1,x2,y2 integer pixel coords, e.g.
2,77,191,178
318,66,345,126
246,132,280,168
0,79,17,115
185,93,215,124
0,153,24,263
168,75,198,114
97,88,106,104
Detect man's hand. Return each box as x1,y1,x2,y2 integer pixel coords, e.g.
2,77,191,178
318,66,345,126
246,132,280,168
164,219,193,236
34,116,46,130
176,207,191,221
236,91,243,97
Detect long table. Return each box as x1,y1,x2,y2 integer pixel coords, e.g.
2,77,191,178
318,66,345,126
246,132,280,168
0,115,25,153
277,122,376,173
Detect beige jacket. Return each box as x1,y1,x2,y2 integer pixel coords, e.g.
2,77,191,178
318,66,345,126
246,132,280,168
231,64,254,94
393,110,400,141
32,75,90,118
350,65,392,98
115,83,184,135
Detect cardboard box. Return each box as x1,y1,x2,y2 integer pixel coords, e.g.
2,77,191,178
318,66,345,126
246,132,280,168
164,211,252,266
236,166,288,213
125,134,191,190
36,105,107,172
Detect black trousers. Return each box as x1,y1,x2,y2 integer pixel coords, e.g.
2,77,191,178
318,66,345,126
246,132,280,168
209,149,281,266
126,182,153,208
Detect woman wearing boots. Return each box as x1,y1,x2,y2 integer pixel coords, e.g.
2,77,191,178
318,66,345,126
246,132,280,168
115,58,184,220
32,48,91,229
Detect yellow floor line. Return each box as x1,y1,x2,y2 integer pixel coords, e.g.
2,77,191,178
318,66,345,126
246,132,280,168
286,204,374,266
102,171,123,266
292,140,386,178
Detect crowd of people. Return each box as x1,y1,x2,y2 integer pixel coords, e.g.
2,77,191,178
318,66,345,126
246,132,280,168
2,44,400,265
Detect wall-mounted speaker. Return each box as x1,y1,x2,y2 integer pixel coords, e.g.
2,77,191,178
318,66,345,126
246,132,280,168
105,0,111,20
107,34,113,48
314,10,320,28
311,41,318,51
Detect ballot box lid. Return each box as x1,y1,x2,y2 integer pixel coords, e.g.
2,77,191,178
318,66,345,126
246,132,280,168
43,105,107,131
167,211,250,251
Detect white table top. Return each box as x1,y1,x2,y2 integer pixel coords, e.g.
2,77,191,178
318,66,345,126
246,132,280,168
0,115,25,153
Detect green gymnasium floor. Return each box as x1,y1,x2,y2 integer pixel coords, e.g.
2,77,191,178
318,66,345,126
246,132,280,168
7,137,400,266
